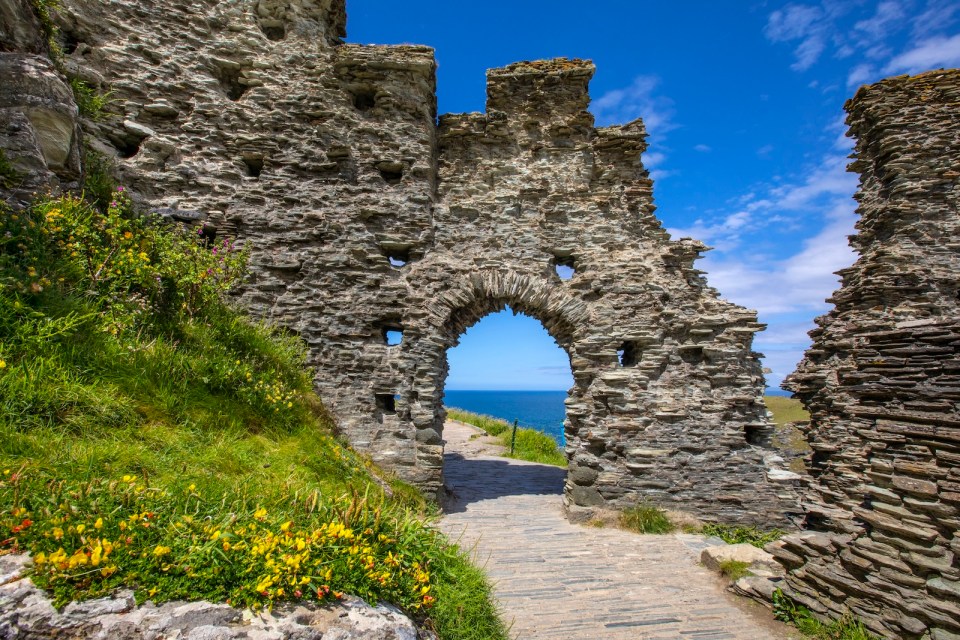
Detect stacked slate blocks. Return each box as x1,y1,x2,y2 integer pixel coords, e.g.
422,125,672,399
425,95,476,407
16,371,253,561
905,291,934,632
779,69,960,639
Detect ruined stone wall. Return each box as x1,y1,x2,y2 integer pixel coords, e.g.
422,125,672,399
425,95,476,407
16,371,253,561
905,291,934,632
778,69,960,639
0,0,797,524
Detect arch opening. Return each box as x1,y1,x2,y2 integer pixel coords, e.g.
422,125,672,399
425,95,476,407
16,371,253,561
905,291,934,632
435,303,576,504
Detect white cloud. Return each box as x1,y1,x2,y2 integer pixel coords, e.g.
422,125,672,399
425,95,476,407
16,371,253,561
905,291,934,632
885,33,960,73
854,1,905,43
764,4,829,70
912,0,960,38
694,144,712,152
590,75,676,137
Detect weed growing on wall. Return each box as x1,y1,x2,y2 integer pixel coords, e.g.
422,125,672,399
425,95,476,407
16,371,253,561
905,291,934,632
619,503,676,534
701,524,784,549
70,78,112,120
773,590,880,640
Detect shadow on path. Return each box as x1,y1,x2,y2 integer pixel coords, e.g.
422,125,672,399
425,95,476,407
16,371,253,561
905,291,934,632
442,452,565,513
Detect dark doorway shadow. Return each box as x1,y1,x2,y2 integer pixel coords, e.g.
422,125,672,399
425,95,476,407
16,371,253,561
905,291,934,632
441,452,565,514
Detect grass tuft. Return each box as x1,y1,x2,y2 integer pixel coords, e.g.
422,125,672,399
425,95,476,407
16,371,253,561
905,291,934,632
718,559,752,581
445,408,566,467
619,503,676,534
773,590,880,640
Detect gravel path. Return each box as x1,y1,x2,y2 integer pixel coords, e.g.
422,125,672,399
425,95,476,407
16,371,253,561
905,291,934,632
438,420,795,640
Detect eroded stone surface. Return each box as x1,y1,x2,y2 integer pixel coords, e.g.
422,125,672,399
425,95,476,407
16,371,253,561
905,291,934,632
0,0,799,524
0,553,432,640
781,69,960,639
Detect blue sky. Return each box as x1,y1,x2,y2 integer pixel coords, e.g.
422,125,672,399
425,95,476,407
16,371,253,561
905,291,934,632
348,1,960,392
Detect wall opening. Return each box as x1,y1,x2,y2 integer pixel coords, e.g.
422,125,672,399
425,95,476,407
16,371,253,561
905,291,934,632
444,306,573,451
375,394,396,414
259,22,286,41
554,255,576,280
617,341,640,367
214,65,249,101
242,155,264,178
383,328,403,346
351,88,377,112
378,162,404,185
382,245,411,267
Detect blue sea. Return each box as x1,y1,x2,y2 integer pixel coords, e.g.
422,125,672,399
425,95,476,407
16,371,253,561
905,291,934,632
443,390,567,445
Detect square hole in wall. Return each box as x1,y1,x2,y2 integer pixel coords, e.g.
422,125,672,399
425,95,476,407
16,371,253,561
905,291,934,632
553,254,576,281
617,341,640,367
376,394,397,414
384,328,403,346
382,245,412,268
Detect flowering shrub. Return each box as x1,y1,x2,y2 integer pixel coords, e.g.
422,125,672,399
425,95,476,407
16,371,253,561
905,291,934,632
0,190,248,334
1,468,438,612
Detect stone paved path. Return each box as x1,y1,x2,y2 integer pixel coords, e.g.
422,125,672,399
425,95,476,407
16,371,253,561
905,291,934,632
438,420,795,640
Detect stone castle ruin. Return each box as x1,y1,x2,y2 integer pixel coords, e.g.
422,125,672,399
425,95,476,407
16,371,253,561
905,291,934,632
773,70,960,640
3,0,960,635
0,0,797,524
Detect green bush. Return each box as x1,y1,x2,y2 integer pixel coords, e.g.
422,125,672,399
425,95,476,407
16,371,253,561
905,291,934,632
619,503,675,534
701,524,784,549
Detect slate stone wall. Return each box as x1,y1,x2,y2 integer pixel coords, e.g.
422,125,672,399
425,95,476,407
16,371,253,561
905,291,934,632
0,0,798,524
778,69,960,639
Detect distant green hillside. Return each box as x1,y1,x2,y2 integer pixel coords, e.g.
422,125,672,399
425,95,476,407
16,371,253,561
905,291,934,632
0,191,506,640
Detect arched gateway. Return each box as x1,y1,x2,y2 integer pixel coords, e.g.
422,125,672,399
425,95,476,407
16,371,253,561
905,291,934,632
244,58,794,526
33,0,797,524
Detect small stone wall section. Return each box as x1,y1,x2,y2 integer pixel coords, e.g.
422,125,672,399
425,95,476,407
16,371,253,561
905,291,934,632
778,69,960,639
0,0,799,524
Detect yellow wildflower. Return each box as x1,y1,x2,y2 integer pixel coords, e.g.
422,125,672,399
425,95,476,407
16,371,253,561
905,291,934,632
75,524,86,534
94,518,103,530
152,545,171,557
253,507,267,520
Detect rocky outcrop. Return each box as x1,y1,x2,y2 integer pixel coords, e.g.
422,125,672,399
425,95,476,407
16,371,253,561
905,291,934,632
0,0,798,524
0,554,433,639
780,69,960,639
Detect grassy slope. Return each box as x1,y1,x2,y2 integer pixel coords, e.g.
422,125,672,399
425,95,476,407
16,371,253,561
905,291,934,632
764,396,810,425
0,193,507,640
445,408,567,467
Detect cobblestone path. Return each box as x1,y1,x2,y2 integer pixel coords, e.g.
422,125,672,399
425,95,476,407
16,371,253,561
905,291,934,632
438,420,795,640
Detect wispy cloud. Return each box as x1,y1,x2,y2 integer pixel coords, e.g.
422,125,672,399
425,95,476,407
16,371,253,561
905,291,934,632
694,144,712,153
764,4,829,70
591,75,678,179
764,0,960,86
885,33,960,73
590,75,676,137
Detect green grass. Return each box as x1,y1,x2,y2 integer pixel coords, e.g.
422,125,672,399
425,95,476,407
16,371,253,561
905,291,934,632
70,78,112,120
701,524,784,549
718,559,751,581
619,503,676,534
0,193,508,639
773,590,880,640
445,408,567,467
764,395,810,425
0,149,19,189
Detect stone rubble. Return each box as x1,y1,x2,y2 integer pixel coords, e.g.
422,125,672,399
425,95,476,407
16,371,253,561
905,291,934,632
0,0,800,525
780,69,960,639
0,554,434,640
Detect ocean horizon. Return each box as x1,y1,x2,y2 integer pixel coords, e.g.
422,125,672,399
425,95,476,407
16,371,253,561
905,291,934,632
443,389,567,445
